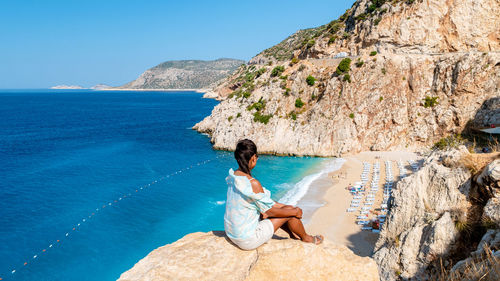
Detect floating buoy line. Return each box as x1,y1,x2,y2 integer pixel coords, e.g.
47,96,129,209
1,153,230,280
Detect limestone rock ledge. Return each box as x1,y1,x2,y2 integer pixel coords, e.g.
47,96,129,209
118,231,379,281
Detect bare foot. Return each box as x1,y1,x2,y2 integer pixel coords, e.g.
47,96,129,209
302,234,323,244
312,235,324,245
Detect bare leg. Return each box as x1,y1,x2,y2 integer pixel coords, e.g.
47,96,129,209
269,217,314,243
278,206,300,239
280,222,299,240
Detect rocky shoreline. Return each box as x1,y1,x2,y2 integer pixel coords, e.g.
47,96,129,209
193,0,499,157
374,147,500,280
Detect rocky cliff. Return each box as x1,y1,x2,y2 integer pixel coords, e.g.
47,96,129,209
194,0,499,156
118,231,379,281
373,147,500,280
117,58,244,90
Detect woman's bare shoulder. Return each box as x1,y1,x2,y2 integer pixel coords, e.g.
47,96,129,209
250,179,264,194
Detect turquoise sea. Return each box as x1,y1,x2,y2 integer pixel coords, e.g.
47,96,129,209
0,90,339,280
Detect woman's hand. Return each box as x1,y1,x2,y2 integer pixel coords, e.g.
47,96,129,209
294,207,303,219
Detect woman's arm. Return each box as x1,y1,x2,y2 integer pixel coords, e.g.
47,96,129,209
264,205,301,218
250,179,301,218
273,202,287,208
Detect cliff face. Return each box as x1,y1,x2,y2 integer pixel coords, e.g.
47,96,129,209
118,231,379,281
373,148,500,280
118,58,244,90
194,0,499,156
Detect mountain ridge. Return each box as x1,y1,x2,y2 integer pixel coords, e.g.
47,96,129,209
116,58,244,90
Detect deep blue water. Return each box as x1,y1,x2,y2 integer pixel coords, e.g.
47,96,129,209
0,90,325,281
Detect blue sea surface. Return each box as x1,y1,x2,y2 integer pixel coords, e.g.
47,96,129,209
0,90,326,281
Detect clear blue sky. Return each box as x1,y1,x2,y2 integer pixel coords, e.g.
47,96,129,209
0,0,354,88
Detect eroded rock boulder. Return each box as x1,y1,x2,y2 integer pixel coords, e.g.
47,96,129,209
118,231,379,281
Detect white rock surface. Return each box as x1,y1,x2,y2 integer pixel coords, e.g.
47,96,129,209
118,231,379,281
373,149,500,280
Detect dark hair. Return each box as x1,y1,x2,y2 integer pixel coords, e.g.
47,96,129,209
234,139,257,176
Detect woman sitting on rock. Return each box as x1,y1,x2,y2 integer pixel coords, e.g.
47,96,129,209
224,139,323,250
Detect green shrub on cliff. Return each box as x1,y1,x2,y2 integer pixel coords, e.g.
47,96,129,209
368,4,377,13
370,51,377,56
229,89,244,99
336,58,352,75
283,88,291,96
255,68,267,78
328,35,337,44
306,75,316,86
339,9,350,22
343,74,351,83
355,13,367,21
271,66,285,77
295,98,305,108
423,96,439,108
245,72,255,82
433,134,464,150
370,0,387,9
253,111,272,124
242,81,254,92
306,40,315,48
290,111,297,120
328,21,342,33
247,98,266,111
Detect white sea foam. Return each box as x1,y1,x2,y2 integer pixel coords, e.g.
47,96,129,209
209,200,226,206
279,158,346,205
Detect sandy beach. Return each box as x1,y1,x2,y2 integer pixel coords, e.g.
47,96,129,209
304,151,420,257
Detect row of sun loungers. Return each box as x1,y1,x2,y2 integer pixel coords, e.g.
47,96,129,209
347,160,405,233
398,160,407,179
347,161,386,233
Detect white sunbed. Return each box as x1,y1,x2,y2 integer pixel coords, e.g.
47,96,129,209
360,211,369,214
347,208,356,212
361,226,373,230
362,206,371,210
372,229,380,233
357,220,369,225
